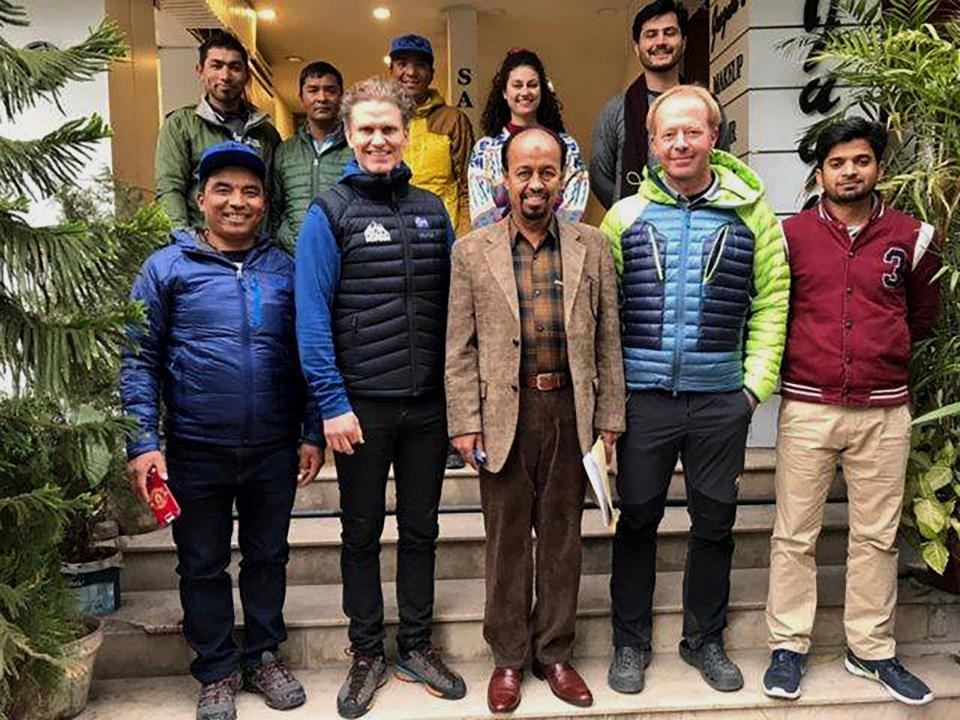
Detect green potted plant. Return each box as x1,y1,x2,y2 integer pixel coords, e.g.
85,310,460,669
788,0,960,583
0,2,163,716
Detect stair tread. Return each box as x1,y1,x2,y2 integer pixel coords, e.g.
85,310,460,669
80,647,960,719
312,447,780,481
119,503,850,553
105,565,957,635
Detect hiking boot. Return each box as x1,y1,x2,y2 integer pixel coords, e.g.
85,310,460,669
395,645,467,699
679,640,743,692
337,653,388,719
197,670,242,720
844,651,934,705
607,646,650,694
762,649,807,700
243,651,306,710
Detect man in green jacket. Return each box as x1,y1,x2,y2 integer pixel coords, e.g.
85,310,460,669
155,30,281,229
272,61,354,250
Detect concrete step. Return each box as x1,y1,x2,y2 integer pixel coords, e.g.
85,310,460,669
294,449,846,511
94,566,960,679
82,648,960,719
118,503,851,592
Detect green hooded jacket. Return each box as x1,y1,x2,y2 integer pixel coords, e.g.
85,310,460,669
271,122,354,250
155,96,282,229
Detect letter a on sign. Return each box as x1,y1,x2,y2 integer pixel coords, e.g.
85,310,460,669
457,91,473,109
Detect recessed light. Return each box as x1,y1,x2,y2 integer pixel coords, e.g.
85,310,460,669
286,55,302,63
373,7,391,21
487,8,506,16
258,8,276,21
596,7,619,16
383,54,392,66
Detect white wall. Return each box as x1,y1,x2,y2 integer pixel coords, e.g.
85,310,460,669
0,0,112,225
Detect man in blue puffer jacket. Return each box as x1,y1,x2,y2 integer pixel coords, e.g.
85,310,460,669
121,141,324,720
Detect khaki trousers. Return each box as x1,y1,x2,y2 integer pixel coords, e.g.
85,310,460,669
766,399,911,660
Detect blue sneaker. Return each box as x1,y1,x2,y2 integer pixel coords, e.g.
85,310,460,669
762,649,807,700
844,651,934,706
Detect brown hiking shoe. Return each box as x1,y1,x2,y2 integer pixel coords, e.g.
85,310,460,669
243,651,306,710
197,670,242,720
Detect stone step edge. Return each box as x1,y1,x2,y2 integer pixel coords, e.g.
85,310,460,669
118,503,851,553
81,647,960,720
313,447,780,481
102,565,958,637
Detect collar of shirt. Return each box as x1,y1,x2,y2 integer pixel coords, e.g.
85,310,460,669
508,214,560,250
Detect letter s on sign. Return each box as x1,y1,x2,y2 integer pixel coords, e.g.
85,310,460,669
457,68,472,86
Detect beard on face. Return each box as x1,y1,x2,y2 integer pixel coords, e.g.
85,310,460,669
639,45,681,72
823,182,874,205
519,190,551,220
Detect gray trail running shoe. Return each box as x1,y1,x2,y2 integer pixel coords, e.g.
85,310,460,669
395,645,467,699
762,649,807,700
197,670,242,720
337,653,388,719
844,651,934,705
608,646,651,694
243,651,306,710
679,640,744,692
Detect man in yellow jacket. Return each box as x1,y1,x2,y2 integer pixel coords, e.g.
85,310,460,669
389,34,474,237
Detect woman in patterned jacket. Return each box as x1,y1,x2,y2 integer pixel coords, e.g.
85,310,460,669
468,49,589,230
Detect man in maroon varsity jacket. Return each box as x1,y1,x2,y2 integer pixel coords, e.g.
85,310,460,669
762,118,940,706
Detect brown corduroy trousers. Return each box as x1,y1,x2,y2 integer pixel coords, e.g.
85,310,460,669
478,386,587,669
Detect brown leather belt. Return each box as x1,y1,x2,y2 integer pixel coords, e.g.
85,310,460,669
520,372,570,391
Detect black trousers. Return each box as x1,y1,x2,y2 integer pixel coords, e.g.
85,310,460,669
166,437,298,684
611,390,751,651
335,393,447,656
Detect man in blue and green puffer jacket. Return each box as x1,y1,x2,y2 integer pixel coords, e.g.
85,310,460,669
600,86,789,697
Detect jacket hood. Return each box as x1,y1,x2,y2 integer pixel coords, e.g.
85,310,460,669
171,227,274,259
413,88,446,117
195,95,271,134
339,157,413,191
641,149,766,209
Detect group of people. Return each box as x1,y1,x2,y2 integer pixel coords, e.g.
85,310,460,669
120,2,942,719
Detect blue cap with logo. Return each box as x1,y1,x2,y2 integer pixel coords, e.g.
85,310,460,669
196,140,265,184
389,34,434,64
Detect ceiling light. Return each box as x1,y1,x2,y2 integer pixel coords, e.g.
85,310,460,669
257,8,277,21
373,7,391,21
383,54,391,66
597,7,619,16
286,55,302,63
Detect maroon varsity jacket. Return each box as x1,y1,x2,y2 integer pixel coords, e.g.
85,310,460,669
780,198,940,407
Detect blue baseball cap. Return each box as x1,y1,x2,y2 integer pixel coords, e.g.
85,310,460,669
389,34,434,64
196,140,265,185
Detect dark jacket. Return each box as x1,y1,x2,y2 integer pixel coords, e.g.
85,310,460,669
121,229,321,458
295,159,455,420
780,199,941,407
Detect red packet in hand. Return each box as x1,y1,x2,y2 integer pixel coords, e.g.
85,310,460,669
147,466,181,527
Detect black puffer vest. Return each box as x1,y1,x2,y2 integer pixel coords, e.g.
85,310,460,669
315,163,451,398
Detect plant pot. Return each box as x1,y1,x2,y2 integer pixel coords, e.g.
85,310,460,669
922,534,960,595
20,615,104,720
61,548,123,614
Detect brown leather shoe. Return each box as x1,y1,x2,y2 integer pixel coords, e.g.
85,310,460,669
487,667,523,713
533,661,593,707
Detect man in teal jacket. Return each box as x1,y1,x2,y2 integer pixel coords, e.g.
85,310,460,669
272,61,354,250
601,85,789,696
155,30,281,229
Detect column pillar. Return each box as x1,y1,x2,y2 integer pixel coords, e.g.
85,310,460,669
445,5,479,131
106,0,160,198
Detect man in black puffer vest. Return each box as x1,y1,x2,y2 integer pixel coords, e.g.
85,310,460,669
295,77,466,719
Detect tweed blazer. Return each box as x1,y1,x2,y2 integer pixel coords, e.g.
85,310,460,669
445,215,626,473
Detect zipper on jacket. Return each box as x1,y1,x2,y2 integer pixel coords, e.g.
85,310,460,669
646,226,665,282
235,263,254,442
703,225,729,284
672,207,692,394
392,190,420,394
